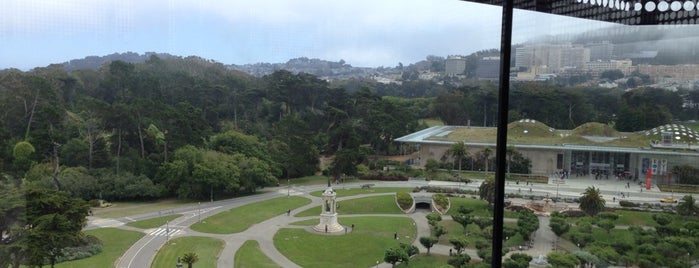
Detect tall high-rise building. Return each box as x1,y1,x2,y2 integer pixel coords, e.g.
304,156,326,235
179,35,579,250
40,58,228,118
586,41,614,61
514,43,589,72
475,56,500,80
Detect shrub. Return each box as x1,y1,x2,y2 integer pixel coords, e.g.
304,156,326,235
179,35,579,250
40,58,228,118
396,192,413,210
56,235,103,263
88,199,101,207
358,174,408,181
434,194,449,209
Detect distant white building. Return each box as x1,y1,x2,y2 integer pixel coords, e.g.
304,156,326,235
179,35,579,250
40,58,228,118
584,59,633,75
445,55,467,76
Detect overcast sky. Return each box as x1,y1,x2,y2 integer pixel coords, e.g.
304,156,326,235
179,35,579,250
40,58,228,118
0,0,613,70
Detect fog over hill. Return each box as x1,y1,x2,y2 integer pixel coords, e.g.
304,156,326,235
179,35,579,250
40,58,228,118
54,25,699,77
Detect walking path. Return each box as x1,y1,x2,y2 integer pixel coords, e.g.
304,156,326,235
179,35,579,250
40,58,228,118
90,175,683,267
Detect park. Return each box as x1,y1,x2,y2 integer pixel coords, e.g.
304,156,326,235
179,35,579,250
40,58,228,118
51,172,699,268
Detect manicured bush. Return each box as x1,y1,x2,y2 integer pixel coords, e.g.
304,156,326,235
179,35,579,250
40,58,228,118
396,192,413,210
433,194,449,210
619,200,638,207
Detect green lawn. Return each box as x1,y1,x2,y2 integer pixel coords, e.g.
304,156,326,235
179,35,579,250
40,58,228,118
275,217,417,268
309,187,413,197
419,118,445,127
191,196,311,234
151,236,223,268
395,253,452,267
54,228,144,268
436,219,520,249
93,199,196,218
447,197,519,218
125,214,181,229
235,240,281,268
295,195,403,217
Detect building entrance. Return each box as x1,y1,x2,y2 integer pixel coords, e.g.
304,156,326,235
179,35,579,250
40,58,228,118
571,151,630,179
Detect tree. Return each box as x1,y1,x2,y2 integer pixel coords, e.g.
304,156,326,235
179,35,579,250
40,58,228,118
383,247,408,268
448,141,468,172
448,253,471,268
419,236,438,254
549,216,570,250
597,220,615,234
652,213,673,226
452,213,473,234
181,252,199,268
579,186,605,216
600,69,624,81
480,147,492,172
426,212,442,227
12,141,36,176
677,195,697,216
479,176,495,205
449,237,468,254
547,252,580,268
24,187,89,268
432,224,447,239
517,211,539,241
504,253,532,268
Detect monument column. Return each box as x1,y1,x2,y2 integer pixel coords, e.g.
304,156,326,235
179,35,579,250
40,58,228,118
313,186,344,233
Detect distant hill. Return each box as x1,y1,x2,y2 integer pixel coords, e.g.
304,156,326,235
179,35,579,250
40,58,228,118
61,52,178,71
228,57,377,79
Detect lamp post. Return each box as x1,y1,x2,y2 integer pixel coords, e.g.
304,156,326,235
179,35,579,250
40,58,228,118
375,260,379,268
176,257,182,268
287,179,290,197
198,202,201,222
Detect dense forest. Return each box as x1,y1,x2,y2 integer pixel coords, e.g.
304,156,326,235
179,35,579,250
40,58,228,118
2,55,699,202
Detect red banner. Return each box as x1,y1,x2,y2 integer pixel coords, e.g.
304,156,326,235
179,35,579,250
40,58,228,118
646,167,652,190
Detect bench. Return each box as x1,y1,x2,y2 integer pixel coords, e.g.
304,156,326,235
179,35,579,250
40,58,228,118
361,183,375,189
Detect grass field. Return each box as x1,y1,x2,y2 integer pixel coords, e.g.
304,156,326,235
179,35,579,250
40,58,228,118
54,228,144,268
151,236,223,268
125,214,181,229
191,196,311,234
396,253,452,267
93,199,196,218
235,240,281,268
436,219,520,249
309,187,413,197
447,197,520,218
275,216,417,268
295,195,403,217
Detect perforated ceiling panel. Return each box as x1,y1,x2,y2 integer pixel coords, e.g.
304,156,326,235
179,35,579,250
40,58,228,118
464,0,699,24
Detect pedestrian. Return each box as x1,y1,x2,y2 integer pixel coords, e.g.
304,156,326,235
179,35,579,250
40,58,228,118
449,248,452,256
351,224,355,230
287,209,291,216
394,232,397,240
325,225,328,233
613,197,616,202
345,227,347,234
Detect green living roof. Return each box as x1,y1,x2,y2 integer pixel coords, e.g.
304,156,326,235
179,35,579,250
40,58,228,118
403,119,699,150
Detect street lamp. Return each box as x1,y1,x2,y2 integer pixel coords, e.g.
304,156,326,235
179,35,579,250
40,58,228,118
198,202,201,222
375,260,379,268
287,179,290,197
176,257,182,268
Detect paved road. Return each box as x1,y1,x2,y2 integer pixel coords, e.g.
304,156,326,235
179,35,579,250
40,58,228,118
88,176,681,267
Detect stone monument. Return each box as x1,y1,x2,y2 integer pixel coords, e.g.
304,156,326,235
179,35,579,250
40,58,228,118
313,179,344,233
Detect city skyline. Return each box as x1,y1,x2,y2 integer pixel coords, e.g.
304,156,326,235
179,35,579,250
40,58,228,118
0,0,613,71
